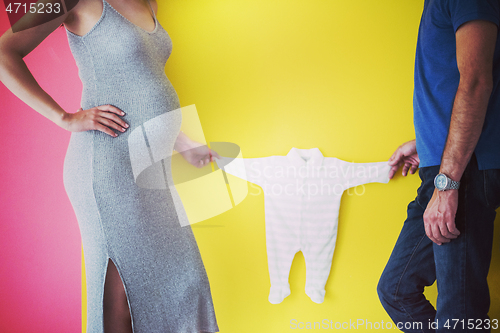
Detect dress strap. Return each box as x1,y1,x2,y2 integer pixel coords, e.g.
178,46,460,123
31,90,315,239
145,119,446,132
145,0,157,22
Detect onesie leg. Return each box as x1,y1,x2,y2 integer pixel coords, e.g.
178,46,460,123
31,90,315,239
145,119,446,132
302,229,337,304
266,220,299,304
267,251,295,304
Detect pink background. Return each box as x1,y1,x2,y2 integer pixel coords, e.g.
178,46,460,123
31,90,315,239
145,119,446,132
2,2,500,332
0,5,82,333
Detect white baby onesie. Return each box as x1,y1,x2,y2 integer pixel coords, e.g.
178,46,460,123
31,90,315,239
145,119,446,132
216,147,390,304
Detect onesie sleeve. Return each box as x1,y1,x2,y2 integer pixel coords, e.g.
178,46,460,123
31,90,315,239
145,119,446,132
334,159,391,189
215,156,269,187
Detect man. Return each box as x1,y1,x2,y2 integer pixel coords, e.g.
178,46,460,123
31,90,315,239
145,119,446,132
377,1,500,332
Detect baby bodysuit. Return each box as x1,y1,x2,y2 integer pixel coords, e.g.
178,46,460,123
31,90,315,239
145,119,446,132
216,147,390,304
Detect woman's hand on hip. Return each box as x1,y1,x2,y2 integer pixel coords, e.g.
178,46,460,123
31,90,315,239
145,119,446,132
61,105,129,137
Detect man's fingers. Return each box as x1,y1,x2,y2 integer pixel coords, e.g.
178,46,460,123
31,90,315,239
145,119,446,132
409,163,418,175
388,164,400,179
424,216,446,245
438,222,457,241
424,222,439,245
389,159,418,179
388,149,403,166
446,221,461,236
431,223,449,244
402,163,410,176
407,156,420,166
426,219,459,245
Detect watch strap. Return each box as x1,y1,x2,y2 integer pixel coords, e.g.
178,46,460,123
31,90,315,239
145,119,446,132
447,178,460,190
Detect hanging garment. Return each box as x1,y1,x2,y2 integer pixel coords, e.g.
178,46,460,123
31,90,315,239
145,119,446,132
216,147,390,304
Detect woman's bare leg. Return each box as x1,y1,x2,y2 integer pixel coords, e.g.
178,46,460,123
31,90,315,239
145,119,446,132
103,259,133,333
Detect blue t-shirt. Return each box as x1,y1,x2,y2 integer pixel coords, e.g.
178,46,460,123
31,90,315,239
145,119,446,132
413,0,500,170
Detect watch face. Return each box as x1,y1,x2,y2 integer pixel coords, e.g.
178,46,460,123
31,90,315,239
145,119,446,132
435,174,448,189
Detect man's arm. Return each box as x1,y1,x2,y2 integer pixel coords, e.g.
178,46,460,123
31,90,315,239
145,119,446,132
423,20,497,245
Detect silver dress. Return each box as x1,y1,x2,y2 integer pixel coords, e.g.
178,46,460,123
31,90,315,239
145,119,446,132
63,1,218,332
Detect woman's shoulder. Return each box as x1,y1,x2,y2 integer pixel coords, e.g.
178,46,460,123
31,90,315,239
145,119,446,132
148,0,158,15
63,0,103,36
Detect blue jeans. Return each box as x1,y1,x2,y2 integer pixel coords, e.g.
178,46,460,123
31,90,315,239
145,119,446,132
378,156,500,332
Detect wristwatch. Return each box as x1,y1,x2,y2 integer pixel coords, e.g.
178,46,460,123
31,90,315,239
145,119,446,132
434,173,460,191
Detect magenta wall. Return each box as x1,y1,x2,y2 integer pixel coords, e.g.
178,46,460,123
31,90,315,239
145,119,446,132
0,7,82,333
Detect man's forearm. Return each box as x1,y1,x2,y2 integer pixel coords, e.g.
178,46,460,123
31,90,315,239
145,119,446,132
439,79,492,181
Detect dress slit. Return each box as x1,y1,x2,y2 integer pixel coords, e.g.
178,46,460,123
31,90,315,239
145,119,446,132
103,258,134,332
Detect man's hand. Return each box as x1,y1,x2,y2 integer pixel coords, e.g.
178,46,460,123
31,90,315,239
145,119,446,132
388,139,420,179
423,189,460,245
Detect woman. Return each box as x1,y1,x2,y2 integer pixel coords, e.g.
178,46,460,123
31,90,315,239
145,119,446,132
0,0,219,332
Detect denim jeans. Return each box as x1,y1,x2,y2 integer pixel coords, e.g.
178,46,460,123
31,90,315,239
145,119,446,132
377,156,500,332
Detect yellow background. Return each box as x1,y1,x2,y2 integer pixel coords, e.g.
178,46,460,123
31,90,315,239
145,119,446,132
83,0,500,331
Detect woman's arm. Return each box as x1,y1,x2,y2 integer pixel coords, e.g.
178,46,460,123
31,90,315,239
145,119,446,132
0,1,128,137
174,131,220,168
